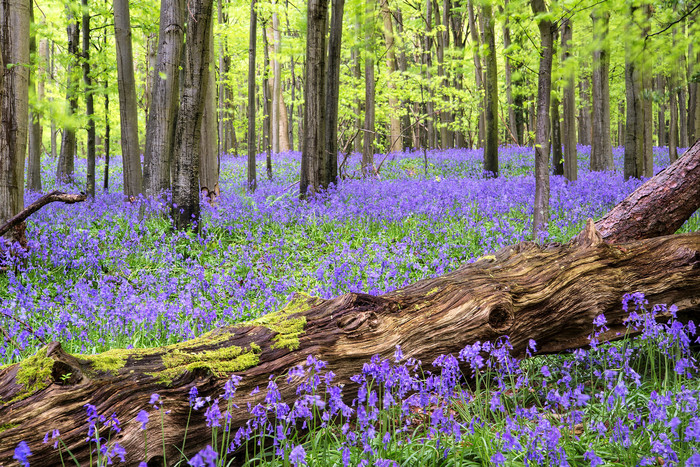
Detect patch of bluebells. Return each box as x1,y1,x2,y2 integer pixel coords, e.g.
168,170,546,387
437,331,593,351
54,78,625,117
3,145,689,364
20,294,699,465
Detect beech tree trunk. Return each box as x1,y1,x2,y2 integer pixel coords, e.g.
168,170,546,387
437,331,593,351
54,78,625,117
467,0,483,148
56,5,79,183
114,0,144,197
0,0,30,230
531,0,553,239
380,0,402,154
26,4,42,192
144,0,184,197
590,9,612,171
170,0,214,230
321,0,344,188
200,16,219,191
481,2,498,176
83,0,96,198
578,74,592,146
2,145,700,464
247,0,257,192
561,17,577,182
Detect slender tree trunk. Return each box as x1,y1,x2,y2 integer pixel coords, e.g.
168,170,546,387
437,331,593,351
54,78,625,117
271,10,280,155
503,4,516,145
49,41,57,161
656,74,666,147
551,89,564,176
114,0,144,197
143,0,184,196
247,0,257,192
380,0,402,154
481,3,498,175
669,72,679,162
561,18,577,182
689,45,697,144
57,6,79,183
590,9,612,171
578,74,591,146
423,0,434,149
531,0,552,240
262,24,272,179
624,33,644,180
322,0,345,188
434,0,446,148
617,101,624,146
694,51,700,143
27,5,42,192
171,0,214,230
300,0,327,196
104,81,110,191
217,0,226,156
362,0,376,176
200,15,219,190
83,0,96,198
467,0,483,148
0,0,30,232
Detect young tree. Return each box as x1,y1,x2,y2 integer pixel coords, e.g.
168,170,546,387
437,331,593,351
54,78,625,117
171,0,215,230
467,0,483,148
380,0,402,153
300,0,328,195
247,0,257,192
322,0,345,188
590,9,613,171
114,0,144,197
362,0,376,176
143,0,185,197
27,4,42,192
83,0,96,198
561,17,577,182
56,5,79,182
481,2,498,176
531,0,553,239
0,0,30,231
199,17,219,190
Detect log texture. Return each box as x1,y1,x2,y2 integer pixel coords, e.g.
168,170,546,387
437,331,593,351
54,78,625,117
1,148,700,465
595,137,700,243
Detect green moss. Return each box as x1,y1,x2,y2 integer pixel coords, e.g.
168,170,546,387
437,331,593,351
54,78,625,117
149,343,261,385
427,287,440,296
245,293,316,351
4,347,54,404
0,423,19,434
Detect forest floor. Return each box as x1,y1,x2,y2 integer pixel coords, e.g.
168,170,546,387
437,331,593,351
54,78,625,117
2,146,700,466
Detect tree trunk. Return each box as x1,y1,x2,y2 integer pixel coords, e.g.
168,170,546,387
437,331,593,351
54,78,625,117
481,2,498,176
114,0,144,198
380,0,402,154
561,17,577,182
3,151,700,463
657,74,666,147
170,0,214,230
669,72,679,162
531,0,552,239
578,74,591,146
624,35,644,180
83,0,96,198
423,0,435,149
322,0,345,188
503,2,516,145
144,0,184,197
0,0,30,231
590,9,612,171
247,0,257,192
551,89,564,176
467,0,483,148
596,138,700,244
56,5,79,183
26,4,42,192
300,0,327,196
200,14,219,191
362,0,376,177
103,80,110,191
271,10,281,155
262,24,272,178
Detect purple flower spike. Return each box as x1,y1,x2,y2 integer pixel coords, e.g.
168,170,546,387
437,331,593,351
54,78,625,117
13,441,31,467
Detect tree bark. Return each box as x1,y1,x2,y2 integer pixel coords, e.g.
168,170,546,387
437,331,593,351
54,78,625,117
595,138,700,244
362,0,376,177
322,0,345,188
467,0,483,148
669,72,679,163
114,0,144,197
271,10,281,155
561,17,577,182
380,0,402,154
300,0,327,196
56,5,79,183
0,0,30,231
262,23,272,178
2,192,700,465
26,4,42,192
551,89,564,176
624,34,644,180
144,0,184,197
200,13,219,191
171,0,214,230
657,74,666,147
481,2,498,176
578,74,591,146
247,0,257,192
590,9,612,171
83,0,96,198
531,0,553,239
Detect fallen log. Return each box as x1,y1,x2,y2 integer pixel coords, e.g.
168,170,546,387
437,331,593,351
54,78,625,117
1,147,700,465
0,190,87,240
595,138,700,243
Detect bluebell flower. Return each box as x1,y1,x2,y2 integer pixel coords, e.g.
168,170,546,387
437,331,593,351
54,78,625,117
13,441,31,467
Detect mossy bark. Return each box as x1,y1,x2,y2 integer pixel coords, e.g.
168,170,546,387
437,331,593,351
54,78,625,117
1,150,700,465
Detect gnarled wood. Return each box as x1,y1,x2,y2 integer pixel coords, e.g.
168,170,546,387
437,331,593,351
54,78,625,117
0,190,87,239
